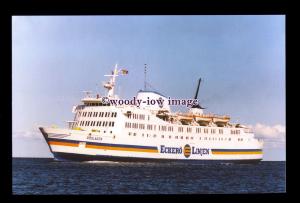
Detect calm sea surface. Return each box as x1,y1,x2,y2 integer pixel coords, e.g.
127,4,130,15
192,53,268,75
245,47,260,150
12,158,285,194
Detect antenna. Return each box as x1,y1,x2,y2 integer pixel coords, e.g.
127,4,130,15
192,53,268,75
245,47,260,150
144,64,147,91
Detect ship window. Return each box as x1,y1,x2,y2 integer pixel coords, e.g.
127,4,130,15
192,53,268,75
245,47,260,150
186,137,189,140
169,135,171,139
204,137,207,140
191,137,193,140
95,112,98,117
229,138,231,141
199,137,201,140
161,135,164,138
180,136,183,139
153,134,156,138
133,133,136,136
112,122,114,127
129,132,131,136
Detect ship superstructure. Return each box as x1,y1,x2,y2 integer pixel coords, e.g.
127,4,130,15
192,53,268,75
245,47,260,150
39,64,263,163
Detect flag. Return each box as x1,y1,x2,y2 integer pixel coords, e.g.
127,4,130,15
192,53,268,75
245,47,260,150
120,69,128,75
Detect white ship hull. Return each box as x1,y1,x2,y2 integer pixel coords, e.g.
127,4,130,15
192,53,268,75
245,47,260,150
40,126,263,163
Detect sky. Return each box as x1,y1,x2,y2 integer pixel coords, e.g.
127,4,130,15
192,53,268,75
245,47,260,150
12,15,285,160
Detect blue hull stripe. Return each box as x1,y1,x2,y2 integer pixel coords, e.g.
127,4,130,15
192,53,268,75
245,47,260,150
212,149,262,152
47,138,157,150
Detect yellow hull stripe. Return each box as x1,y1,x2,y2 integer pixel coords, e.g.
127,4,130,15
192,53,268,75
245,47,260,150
212,151,263,155
49,141,78,147
85,144,158,153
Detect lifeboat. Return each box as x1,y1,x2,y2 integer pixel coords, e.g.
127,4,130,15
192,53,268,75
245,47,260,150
213,116,230,127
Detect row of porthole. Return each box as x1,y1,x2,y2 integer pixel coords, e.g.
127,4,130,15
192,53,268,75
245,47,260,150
127,132,239,141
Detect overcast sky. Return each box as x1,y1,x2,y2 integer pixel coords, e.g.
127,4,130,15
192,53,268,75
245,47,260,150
12,15,285,160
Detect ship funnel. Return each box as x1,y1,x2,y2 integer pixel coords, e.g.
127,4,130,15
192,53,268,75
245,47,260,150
192,78,205,109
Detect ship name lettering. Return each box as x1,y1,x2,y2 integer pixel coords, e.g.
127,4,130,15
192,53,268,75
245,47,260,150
87,135,102,140
192,147,209,156
160,145,182,154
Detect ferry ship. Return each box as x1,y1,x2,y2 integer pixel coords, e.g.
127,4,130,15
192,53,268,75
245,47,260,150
39,64,263,163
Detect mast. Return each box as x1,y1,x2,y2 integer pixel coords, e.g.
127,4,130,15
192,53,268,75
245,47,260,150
104,64,118,98
103,64,128,98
